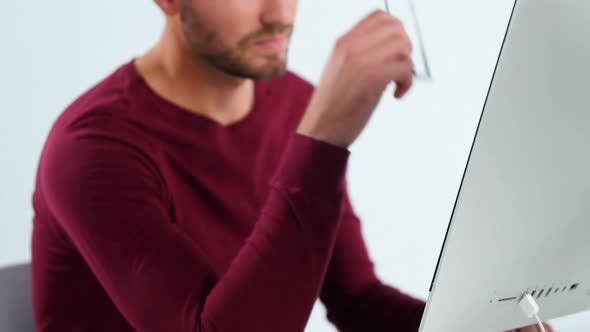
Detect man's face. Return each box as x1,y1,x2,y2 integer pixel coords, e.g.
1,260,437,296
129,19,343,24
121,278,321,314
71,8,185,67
178,0,297,80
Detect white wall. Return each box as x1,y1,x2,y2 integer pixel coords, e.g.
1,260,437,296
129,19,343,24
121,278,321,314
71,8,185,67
1,0,588,330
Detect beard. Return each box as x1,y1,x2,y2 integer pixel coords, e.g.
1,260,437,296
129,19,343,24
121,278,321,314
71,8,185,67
179,0,293,80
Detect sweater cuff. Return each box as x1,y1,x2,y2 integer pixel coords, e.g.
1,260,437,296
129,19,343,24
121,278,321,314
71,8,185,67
271,133,350,195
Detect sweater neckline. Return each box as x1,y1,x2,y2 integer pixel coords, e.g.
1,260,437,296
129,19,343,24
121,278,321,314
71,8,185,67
125,58,270,133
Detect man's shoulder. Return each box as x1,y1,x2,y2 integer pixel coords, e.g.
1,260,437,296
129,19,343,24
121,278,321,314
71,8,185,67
277,70,315,95
259,71,316,128
56,62,137,134
265,70,316,110
44,61,152,157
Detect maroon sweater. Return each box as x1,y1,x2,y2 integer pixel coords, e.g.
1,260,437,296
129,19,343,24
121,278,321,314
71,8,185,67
31,60,425,332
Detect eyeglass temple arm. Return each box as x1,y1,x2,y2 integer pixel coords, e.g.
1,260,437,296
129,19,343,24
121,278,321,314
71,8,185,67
408,0,432,79
384,0,432,79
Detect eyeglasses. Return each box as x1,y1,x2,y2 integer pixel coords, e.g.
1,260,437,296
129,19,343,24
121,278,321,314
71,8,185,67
384,0,432,80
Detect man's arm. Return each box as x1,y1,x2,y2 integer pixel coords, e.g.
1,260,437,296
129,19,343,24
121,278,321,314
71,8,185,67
39,119,349,332
320,189,426,332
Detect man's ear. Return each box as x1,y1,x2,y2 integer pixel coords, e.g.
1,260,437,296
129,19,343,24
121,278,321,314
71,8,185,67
153,0,181,16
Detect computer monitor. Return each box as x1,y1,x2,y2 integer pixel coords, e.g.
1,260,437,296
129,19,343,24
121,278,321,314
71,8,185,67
419,0,590,331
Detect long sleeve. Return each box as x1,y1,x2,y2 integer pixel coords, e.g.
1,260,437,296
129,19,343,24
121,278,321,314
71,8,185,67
39,116,349,332
320,191,426,332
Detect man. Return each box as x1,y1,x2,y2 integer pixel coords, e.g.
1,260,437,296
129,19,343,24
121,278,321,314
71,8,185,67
31,0,553,331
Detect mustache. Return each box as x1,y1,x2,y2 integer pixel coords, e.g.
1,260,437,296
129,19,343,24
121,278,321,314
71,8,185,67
242,25,294,45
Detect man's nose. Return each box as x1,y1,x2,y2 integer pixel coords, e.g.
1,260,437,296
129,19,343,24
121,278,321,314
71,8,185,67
260,0,295,26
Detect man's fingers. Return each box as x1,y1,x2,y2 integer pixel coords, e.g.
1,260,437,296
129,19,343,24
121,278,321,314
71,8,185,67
393,65,414,99
351,9,391,38
394,78,412,99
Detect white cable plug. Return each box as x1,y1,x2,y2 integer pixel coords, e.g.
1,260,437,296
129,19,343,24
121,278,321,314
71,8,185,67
518,292,546,332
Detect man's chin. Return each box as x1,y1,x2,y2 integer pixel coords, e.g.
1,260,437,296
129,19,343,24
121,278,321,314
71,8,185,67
213,60,286,80
243,58,288,80
256,67,288,80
